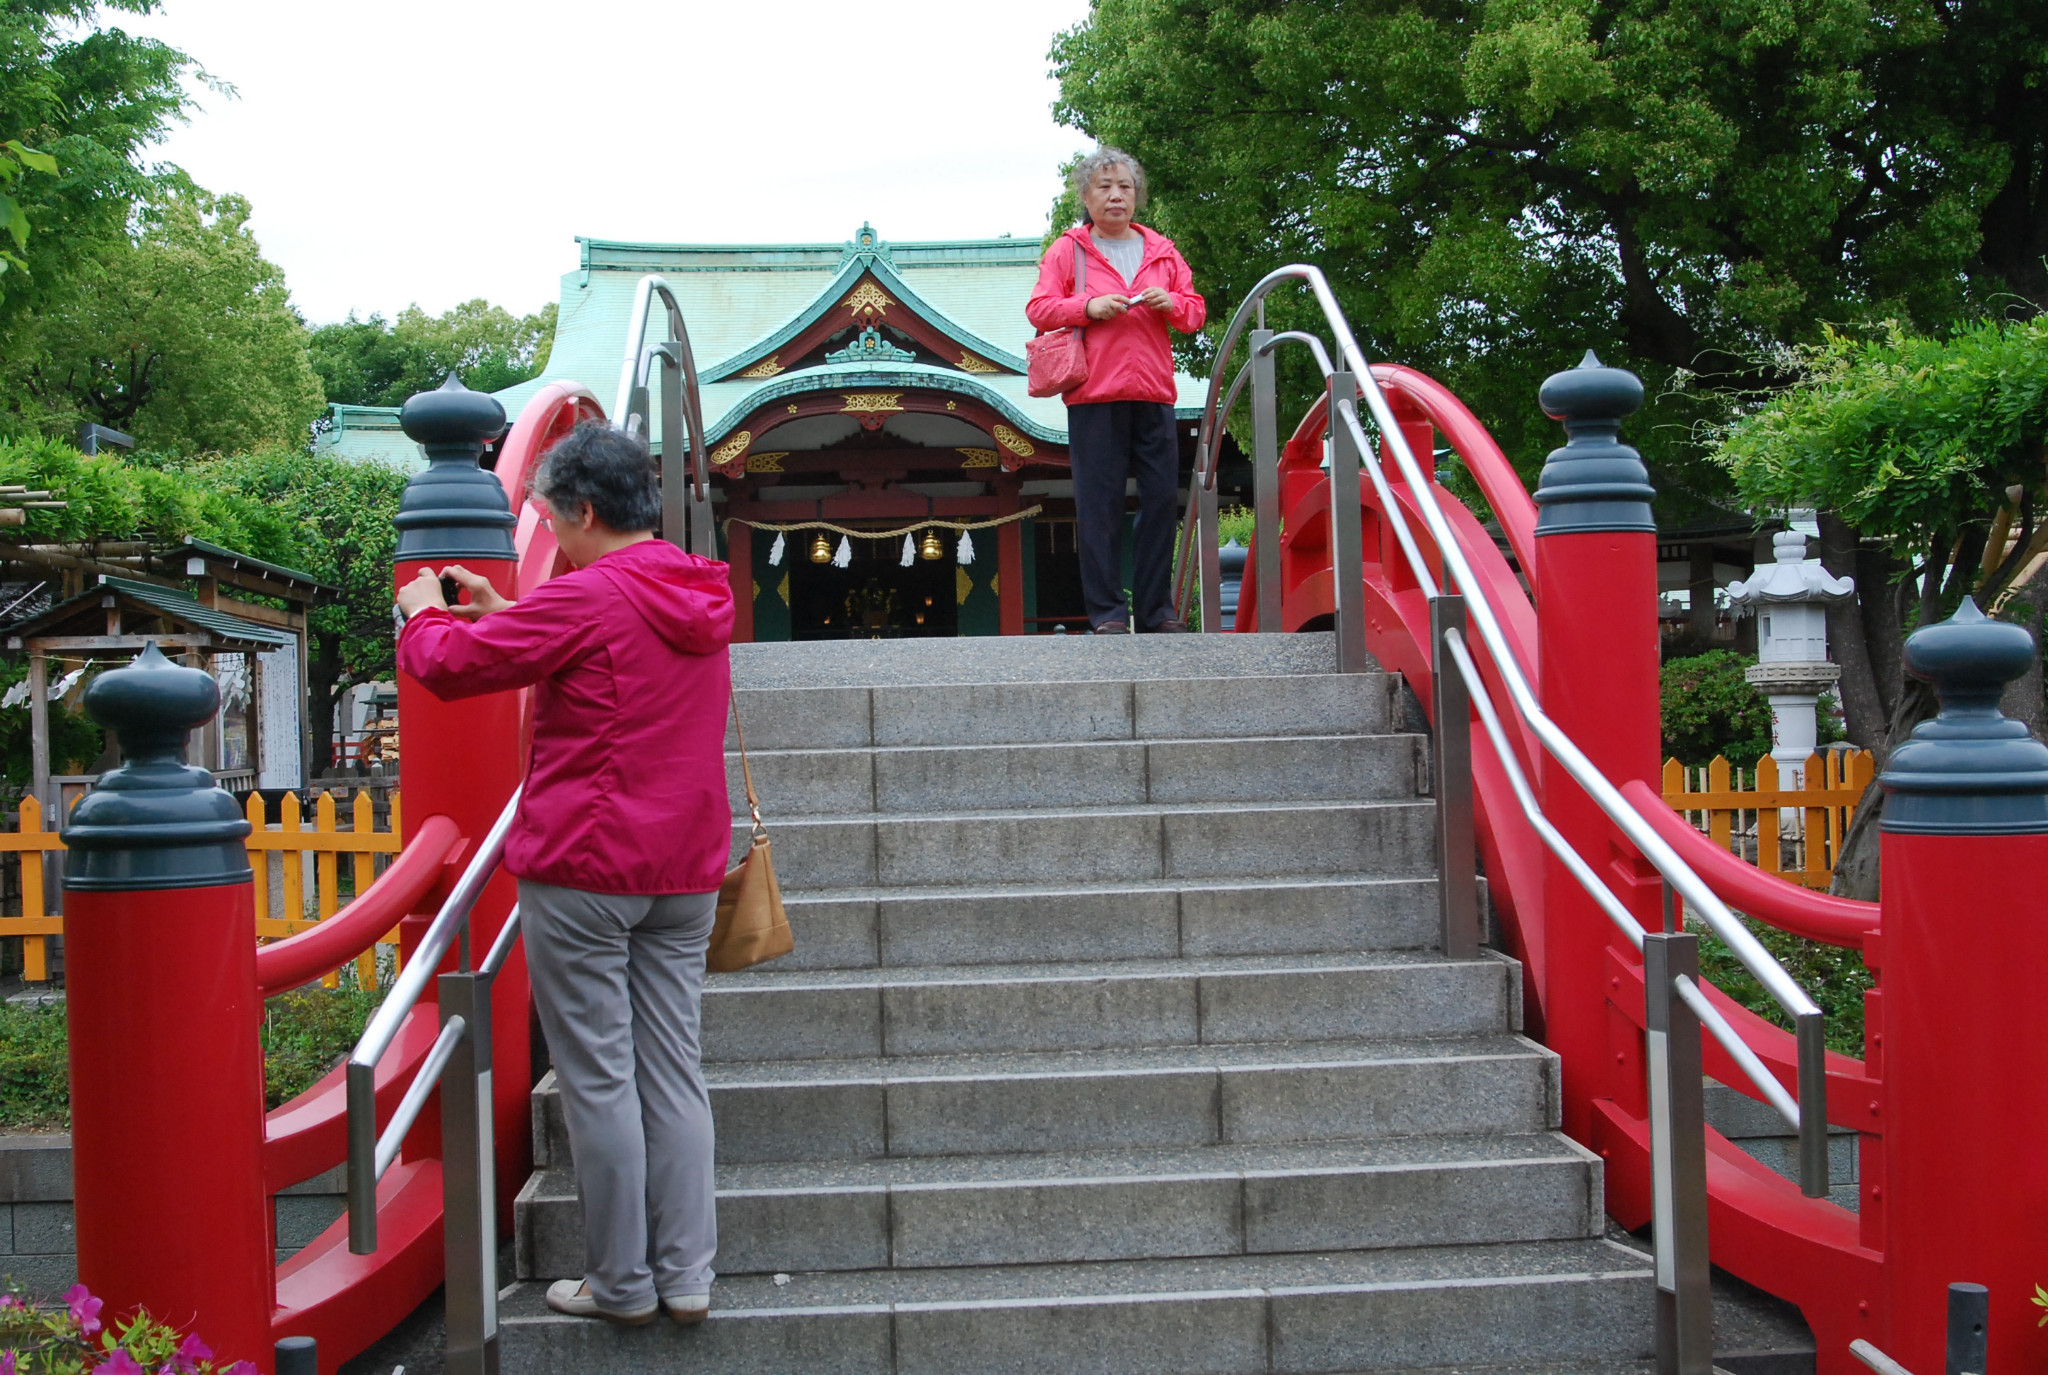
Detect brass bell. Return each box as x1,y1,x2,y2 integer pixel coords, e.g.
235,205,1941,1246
919,529,945,561
809,532,833,563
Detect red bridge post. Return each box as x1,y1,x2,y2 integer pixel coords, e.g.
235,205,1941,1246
63,644,273,1367
391,375,529,1205
1529,353,1664,1139
1873,598,2048,1373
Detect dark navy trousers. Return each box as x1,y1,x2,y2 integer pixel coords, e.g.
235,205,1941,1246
1067,400,1180,630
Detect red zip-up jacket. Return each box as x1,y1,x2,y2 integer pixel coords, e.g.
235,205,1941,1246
397,539,735,895
1026,223,1206,407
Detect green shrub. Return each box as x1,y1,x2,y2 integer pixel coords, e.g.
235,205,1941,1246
1661,650,1774,766
1217,506,1256,546
1692,913,1871,1055
0,974,384,1129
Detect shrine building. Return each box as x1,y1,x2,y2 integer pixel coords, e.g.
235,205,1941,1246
323,224,1212,641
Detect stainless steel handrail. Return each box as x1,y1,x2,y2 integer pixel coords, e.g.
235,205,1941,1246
345,786,525,1375
353,788,522,1072
1183,269,1837,1375
1181,264,1820,1032
612,274,710,504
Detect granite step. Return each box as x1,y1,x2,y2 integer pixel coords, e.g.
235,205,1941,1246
513,1132,1604,1279
768,875,1448,972
728,629,1351,692
726,669,1401,751
724,798,1440,888
531,1035,1563,1167
694,951,1518,1062
726,731,1428,816
496,1237,1656,1375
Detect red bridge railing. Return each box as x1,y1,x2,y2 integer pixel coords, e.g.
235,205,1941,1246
1172,266,2048,1375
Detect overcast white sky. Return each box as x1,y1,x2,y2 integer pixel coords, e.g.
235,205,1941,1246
121,0,1097,326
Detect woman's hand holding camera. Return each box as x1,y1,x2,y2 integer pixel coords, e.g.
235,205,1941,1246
396,565,517,622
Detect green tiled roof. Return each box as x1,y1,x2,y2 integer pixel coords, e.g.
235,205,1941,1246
485,224,1208,456
98,577,294,649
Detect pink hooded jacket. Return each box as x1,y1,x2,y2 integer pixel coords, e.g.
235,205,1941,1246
397,540,736,895
1025,223,1206,407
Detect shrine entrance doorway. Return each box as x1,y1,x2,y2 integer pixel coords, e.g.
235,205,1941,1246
785,528,962,640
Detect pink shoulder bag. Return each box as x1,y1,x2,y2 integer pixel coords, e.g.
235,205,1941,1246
1026,242,1090,399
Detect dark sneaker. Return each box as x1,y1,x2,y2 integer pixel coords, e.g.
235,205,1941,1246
1092,620,1130,634
1145,618,1194,633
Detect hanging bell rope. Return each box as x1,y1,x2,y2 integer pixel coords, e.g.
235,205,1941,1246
726,505,1042,542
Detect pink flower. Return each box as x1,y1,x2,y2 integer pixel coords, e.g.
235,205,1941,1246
223,1363,258,1375
64,1285,103,1338
0,1295,20,1311
94,1352,143,1375
1,1349,17,1375
164,1333,212,1375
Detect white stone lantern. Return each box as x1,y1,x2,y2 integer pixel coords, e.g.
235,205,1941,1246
1725,530,1855,785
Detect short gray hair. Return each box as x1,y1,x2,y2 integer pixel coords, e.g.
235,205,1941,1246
535,420,662,533
1070,147,1148,222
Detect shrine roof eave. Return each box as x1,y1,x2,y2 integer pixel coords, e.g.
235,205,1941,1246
702,254,1028,382
705,364,1077,449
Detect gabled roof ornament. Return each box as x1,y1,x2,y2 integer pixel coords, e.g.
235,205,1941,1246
826,324,917,366
846,222,893,264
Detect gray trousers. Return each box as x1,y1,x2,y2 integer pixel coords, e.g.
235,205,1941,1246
520,879,718,1308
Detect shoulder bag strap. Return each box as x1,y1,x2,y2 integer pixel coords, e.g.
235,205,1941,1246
1075,239,1087,333
730,694,765,839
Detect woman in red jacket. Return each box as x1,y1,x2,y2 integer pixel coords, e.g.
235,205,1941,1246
1026,147,1206,633
395,421,733,1328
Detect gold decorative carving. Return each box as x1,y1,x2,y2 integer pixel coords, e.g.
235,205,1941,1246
776,571,790,605
956,566,973,606
842,281,894,318
745,451,789,474
945,400,958,410
841,393,903,415
710,431,752,467
992,424,1035,458
787,404,800,413
957,448,999,469
738,355,784,379
957,351,999,374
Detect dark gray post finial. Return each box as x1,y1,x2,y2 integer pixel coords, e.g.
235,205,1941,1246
1533,350,1656,534
63,642,253,891
392,372,516,564
1878,596,2048,833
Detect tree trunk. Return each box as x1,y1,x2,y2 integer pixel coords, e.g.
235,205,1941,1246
1996,559,2048,741
1819,512,1887,749
306,634,344,779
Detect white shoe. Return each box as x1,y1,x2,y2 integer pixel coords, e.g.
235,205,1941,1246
545,1278,657,1326
661,1292,711,1325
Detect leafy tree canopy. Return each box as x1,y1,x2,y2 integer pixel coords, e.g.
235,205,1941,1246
0,437,408,762
1049,0,2046,482
0,0,196,317
4,185,326,454
310,299,557,409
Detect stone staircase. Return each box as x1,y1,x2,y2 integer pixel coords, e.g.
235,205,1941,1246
498,632,1655,1374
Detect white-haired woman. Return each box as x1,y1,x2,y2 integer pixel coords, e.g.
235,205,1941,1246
1026,147,1207,634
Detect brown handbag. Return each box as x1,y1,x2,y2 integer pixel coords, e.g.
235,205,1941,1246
708,697,793,973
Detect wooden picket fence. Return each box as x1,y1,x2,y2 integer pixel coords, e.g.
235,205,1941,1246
0,788,402,987
1661,749,1876,889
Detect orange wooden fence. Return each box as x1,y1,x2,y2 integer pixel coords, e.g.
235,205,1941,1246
0,789,402,987
1661,750,1875,889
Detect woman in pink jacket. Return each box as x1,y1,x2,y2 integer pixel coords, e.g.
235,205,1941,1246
1026,147,1206,633
395,421,734,1328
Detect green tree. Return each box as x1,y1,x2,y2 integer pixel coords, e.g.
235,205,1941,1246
1048,0,2046,482
171,449,409,766
0,437,408,769
310,299,557,408
1711,314,2048,894
6,186,325,453
0,0,195,319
